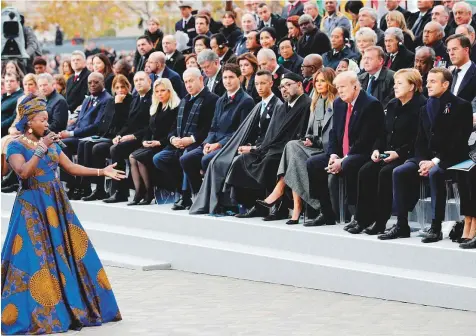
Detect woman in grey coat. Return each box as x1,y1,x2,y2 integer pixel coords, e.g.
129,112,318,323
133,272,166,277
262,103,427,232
257,68,337,224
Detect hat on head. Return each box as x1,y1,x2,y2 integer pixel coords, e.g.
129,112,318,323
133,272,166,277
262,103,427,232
178,0,193,8
282,72,303,83
16,94,47,132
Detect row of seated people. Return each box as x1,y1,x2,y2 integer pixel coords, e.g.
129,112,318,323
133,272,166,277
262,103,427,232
56,47,475,249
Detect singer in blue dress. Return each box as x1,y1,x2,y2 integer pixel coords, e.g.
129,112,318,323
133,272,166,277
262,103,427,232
1,95,126,334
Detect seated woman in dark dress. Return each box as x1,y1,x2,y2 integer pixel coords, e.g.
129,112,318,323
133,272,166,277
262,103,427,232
128,78,181,205
237,52,260,103
80,74,132,201
93,53,115,94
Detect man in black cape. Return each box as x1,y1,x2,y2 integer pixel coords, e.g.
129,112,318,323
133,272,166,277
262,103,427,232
190,70,282,215
225,72,312,220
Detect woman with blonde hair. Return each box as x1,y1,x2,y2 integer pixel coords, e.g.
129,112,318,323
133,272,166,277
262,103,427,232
128,78,180,205
385,10,415,51
256,68,338,224
350,68,427,236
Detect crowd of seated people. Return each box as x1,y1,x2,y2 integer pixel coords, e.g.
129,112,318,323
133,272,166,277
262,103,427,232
2,1,476,249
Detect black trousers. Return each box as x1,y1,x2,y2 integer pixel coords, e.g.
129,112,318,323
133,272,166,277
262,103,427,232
307,153,369,219
60,137,80,188
355,159,403,226
76,139,113,191
109,139,141,196
458,168,476,217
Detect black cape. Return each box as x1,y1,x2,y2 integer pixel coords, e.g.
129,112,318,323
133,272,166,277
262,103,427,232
190,96,283,214
225,94,311,191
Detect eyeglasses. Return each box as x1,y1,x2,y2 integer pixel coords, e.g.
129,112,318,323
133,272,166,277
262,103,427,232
278,82,297,90
299,22,311,27
301,65,314,68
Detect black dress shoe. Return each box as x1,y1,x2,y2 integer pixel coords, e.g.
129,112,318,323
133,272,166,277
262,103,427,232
421,228,443,243
82,189,108,201
256,196,282,209
127,196,143,206
364,222,386,235
347,223,367,234
103,192,129,203
138,197,154,205
67,188,83,200
343,219,358,231
235,206,265,218
459,236,476,249
286,211,303,225
1,184,19,193
171,197,192,210
303,214,336,227
263,201,289,221
378,224,410,240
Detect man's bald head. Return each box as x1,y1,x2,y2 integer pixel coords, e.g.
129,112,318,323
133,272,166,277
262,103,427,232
301,54,323,78
162,35,177,54
88,72,104,95
148,51,166,73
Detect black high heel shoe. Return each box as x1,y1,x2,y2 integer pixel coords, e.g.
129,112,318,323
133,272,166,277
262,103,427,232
256,196,283,209
138,192,154,205
127,194,143,206
286,210,303,225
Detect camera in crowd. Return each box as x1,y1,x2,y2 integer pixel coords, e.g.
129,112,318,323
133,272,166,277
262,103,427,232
1,7,30,61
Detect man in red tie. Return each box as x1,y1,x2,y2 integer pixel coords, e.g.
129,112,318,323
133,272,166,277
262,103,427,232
65,50,91,114
305,71,385,226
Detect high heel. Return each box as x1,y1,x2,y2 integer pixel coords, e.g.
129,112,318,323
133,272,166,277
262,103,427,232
286,210,303,225
138,192,154,205
127,193,143,206
256,196,283,209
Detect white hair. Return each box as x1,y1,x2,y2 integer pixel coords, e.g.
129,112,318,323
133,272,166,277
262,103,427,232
197,49,219,64
385,27,404,43
453,2,472,14
37,73,54,85
355,27,378,44
71,50,86,60
359,7,378,22
334,71,360,88
257,48,276,61
183,67,202,80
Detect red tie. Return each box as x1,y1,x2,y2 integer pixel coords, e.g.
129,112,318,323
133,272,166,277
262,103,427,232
73,75,79,82
288,4,294,15
342,103,353,156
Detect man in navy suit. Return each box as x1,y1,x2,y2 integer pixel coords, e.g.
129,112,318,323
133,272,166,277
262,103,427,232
59,72,111,198
198,49,226,97
66,50,90,113
447,34,476,113
257,48,290,101
148,51,185,98
257,3,287,41
306,71,385,226
180,63,254,197
380,67,473,243
37,73,68,133
175,2,196,53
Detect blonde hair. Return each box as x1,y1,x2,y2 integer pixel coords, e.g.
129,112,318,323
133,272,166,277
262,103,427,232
394,68,423,93
386,10,414,41
150,78,181,115
23,73,38,87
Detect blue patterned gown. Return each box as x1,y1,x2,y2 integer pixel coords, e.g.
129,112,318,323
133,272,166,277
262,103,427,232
1,140,121,334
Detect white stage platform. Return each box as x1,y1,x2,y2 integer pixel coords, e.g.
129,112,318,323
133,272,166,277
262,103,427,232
2,192,475,312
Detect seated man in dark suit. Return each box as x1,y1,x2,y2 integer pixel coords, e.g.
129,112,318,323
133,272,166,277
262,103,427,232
66,50,90,113
323,27,357,70
163,35,186,78
210,33,237,66
306,71,384,226
175,2,196,53
1,72,23,137
234,14,258,56
198,49,226,97
407,1,433,40
282,0,304,19
455,24,476,64
257,2,287,41
358,46,395,107
296,14,331,58
301,54,323,95
37,74,68,133
358,7,385,48
414,46,435,96
103,72,153,203
180,63,254,197
384,28,415,71
422,22,450,67
148,51,185,98
134,35,155,73
59,72,111,198
279,38,303,74
380,67,473,243
447,34,476,113
257,48,290,101
153,68,218,210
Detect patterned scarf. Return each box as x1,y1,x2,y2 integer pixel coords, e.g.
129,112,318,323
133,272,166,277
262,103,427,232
16,94,47,132
177,96,204,137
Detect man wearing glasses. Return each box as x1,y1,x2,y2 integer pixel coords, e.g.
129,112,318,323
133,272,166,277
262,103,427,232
296,14,331,58
301,54,323,95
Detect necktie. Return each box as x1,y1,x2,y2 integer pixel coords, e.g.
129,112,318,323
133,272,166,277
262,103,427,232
287,4,294,16
366,75,375,94
387,55,393,68
412,14,424,36
73,75,79,82
342,103,353,156
183,20,187,29
451,68,462,94
260,101,267,115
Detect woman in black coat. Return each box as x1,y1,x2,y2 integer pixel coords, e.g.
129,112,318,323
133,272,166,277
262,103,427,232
219,11,243,50
349,69,427,235
237,52,260,104
79,74,132,201
128,78,180,205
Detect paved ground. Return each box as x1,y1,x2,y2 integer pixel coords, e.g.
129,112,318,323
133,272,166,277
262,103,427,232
57,266,475,336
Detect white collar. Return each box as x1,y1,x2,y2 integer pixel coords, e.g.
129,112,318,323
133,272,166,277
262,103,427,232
288,93,303,108
369,67,382,80
264,18,272,25
457,59,472,72
74,69,84,76
227,87,240,98
166,52,175,59
262,93,274,105
350,94,359,107
183,14,192,22
155,68,165,77
271,65,280,75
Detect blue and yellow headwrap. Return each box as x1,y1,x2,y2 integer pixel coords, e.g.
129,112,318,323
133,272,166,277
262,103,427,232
15,94,48,132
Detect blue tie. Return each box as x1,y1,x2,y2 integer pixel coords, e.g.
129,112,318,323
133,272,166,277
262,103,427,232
366,75,375,94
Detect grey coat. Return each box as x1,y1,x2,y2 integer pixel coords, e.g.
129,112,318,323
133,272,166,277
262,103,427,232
277,98,333,210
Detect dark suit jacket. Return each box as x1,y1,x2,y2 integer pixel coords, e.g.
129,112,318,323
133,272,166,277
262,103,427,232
175,16,197,49
407,11,432,40
452,61,476,113
45,90,68,133
68,90,111,138
415,91,473,169
117,89,152,139
375,93,426,160
165,50,186,78
220,48,238,66
66,68,90,112
258,14,287,41
323,47,358,70
380,6,410,31
149,66,186,98
281,52,304,74
281,1,304,19
1,90,23,132
168,87,219,146
272,66,291,101
247,95,282,147
204,89,255,146
430,40,450,67
134,49,154,73
220,23,243,49
358,67,395,108
144,104,178,146
327,90,384,158
373,25,386,49
97,94,132,138
296,27,331,58
205,68,226,98
234,34,248,56
386,45,415,72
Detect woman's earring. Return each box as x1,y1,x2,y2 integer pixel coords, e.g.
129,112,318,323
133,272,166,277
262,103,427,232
28,128,33,134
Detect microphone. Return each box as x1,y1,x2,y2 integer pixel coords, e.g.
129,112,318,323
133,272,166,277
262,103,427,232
44,129,67,149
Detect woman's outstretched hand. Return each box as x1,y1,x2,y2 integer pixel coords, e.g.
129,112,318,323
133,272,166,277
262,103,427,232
103,162,126,181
